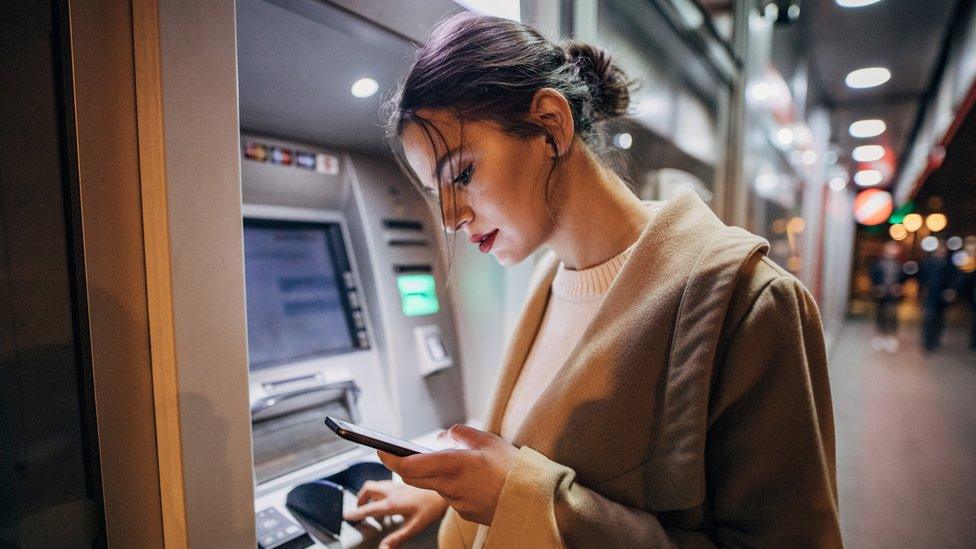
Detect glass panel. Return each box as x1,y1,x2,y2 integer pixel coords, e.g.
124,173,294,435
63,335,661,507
0,3,103,546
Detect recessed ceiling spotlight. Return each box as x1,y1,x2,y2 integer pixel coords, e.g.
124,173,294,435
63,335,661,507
788,4,801,20
852,145,886,162
776,127,795,146
854,169,883,187
849,119,886,138
837,0,883,7
614,132,633,149
846,67,891,89
351,77,379,98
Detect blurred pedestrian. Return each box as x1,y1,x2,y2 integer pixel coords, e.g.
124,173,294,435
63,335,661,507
869,241,905,353
966,266,976,351
918,244,957,351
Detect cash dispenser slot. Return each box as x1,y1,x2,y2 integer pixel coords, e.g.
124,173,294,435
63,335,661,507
251,380,360,486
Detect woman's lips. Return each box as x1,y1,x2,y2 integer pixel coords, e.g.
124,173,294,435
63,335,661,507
478,229,498,253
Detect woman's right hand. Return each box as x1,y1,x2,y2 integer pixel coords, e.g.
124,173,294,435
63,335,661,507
343,479,449,549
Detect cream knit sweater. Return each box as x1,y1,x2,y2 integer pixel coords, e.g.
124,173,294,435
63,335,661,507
500,240,639,440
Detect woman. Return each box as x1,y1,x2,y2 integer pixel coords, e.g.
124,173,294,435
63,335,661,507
343,12,842,549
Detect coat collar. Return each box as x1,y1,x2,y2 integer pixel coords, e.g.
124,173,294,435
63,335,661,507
482,190,769,509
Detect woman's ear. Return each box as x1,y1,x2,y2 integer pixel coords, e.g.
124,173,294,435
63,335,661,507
530,88,575,158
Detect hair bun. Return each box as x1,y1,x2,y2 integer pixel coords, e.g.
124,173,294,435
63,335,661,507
562,41,632,121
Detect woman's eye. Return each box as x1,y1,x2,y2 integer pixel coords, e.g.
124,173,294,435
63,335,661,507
453,164,473,187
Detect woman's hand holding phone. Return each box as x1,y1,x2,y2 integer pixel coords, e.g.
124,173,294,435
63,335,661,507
376,424,519,526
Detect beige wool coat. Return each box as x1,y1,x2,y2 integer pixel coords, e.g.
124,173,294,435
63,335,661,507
438,190,843,548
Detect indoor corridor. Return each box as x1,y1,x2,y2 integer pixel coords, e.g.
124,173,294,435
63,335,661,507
832,311,976,548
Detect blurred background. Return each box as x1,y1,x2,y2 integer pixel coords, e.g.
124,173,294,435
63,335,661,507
2,0,974,547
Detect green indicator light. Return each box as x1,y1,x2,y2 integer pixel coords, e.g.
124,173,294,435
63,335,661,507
396,274,440,317
888,200,915,224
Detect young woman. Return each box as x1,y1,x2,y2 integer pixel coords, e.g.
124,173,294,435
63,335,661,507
342,12,842,549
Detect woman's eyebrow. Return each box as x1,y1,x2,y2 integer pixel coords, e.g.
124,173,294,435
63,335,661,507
433,145,462,182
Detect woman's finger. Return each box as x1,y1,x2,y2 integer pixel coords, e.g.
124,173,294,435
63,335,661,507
378,515,422,549
343,498,394,522
356,483,388,507
396,475,465,502
379,449,468,479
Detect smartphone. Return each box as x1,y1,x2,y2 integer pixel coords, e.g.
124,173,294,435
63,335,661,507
325,416,432,457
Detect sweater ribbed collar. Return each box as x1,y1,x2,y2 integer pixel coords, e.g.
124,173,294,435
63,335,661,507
551,241,638,300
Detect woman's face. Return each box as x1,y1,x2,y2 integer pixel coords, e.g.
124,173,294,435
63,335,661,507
401,109,557,266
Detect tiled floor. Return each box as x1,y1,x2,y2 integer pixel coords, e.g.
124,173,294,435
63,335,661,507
830,310,976,548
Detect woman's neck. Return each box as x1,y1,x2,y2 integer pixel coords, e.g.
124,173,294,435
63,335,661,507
545,144,655,271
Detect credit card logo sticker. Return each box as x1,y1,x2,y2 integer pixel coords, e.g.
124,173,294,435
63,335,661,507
244,141,268,162
269,147,293,166
316,153,339,175
295,151,316,170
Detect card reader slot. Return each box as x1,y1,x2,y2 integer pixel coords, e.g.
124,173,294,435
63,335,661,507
393,264,433,274
381,218,424,231
385,238,430,247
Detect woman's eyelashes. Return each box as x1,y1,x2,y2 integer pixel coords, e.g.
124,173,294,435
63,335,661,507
453,163,474,187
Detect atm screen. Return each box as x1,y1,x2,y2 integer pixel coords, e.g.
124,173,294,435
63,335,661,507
243,218,358,370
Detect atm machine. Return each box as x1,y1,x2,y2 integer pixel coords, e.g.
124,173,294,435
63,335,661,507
240,133,465,547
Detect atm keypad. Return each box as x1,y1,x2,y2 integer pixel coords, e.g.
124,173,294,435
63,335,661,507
256,507,308,548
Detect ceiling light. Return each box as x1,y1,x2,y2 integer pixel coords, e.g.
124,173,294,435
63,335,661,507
749,82,772,102
787,4,801,20
849,119,886,138
837,0,883,7
852,145,886,162
947,236,963,250
351,77,379,98
614,132,633,149
854,169,883,187
802,150,817,165
846,67,891,89
824,151,839,165
829,177,847,191
776,127,795,146
921,236,939,252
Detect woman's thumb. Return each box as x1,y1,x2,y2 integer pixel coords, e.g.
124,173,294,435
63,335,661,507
444,423,488,448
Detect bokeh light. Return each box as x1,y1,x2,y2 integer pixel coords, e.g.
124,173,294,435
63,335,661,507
903,213,923,232
925,213,947,232
889,223,907,241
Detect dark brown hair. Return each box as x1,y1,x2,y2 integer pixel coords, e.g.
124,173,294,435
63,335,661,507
381,12,637,257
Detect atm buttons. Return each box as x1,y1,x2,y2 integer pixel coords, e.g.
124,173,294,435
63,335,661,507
343,271,354,288
352,310,365,329
356,330,369,348
347,291,360,309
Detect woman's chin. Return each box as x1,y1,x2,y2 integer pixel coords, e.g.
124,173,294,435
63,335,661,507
493,249,529,267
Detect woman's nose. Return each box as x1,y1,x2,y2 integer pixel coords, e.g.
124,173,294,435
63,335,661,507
443,203,473,234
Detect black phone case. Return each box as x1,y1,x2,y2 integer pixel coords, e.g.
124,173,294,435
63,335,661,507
325,417,421,457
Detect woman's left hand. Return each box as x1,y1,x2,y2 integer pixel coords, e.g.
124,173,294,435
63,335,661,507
377,424,519,525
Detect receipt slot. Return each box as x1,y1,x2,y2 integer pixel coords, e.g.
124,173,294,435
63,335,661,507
414,325,453,376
